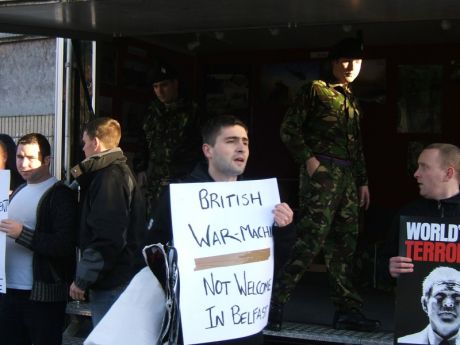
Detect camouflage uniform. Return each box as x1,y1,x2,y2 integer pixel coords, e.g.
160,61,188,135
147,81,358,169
273,79,367,311
140,97,202,213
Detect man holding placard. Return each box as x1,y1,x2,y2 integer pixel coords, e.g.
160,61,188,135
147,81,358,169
389,143,460,278
387,144,460,345
0,133,77,345
148,115,294,345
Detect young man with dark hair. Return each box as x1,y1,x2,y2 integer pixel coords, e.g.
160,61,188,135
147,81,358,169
148,114,294,344
69,117,146,326
0,133,77,345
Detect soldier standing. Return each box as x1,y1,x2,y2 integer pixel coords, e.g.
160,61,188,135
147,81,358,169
135,62,203,213
269,37,380,332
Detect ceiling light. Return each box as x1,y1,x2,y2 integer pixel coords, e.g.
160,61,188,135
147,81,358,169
214,31,224,40
187,33,200,51
342,24,353,33
269,28,280,36
441,19,452,31
187,40,200,51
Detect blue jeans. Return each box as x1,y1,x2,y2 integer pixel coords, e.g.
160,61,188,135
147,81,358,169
89,285,126,327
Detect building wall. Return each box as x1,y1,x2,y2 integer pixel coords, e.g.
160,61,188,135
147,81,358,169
0,36,55,144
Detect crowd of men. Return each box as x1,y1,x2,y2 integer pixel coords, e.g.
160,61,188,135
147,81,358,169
1,35,460,345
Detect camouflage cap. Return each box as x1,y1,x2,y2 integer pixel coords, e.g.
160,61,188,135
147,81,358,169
329,37,364,59
150,62,178,84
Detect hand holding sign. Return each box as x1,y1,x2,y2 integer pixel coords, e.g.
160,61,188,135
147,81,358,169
0,219,23,239
272,202,293,228
389,256,414,278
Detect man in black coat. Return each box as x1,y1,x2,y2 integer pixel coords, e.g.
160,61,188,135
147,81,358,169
69,117,146,326
389,143,460,277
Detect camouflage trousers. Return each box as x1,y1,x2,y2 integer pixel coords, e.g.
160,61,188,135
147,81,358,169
272,161,363,311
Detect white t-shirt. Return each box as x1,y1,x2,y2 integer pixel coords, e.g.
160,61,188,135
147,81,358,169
6,176,57,290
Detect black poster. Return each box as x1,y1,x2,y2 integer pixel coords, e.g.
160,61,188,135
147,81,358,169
395,216,460,345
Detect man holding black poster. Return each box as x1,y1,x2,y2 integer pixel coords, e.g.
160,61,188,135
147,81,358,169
398,266,460,345
389,143,460,278
147,115,294,345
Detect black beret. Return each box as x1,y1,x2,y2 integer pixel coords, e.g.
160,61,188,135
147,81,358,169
329,38,364,59
150,62,178,84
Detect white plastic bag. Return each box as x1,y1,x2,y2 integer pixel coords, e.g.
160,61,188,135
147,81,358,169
84,266,166,345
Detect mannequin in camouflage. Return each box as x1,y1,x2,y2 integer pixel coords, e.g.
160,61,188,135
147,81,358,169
136,62,203,214
269,37,380,332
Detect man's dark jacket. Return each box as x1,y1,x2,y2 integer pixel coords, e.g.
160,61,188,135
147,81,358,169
12,181,77,302
148,161,295,345
389,193,460,257
71,148,146,290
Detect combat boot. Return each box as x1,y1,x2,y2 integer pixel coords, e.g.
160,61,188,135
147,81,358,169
333,309,381,332
266,302,284,331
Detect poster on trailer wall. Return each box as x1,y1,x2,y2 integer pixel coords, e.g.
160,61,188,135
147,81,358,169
395,216,460,345
170,178,280,345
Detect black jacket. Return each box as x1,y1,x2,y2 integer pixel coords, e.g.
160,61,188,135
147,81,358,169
148,161,295,345
12,180,77,302
71,148,146,290
389,193,460,257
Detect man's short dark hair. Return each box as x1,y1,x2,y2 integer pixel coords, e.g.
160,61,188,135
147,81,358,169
17,133,51,161
201,115,248,146
83,117,121,149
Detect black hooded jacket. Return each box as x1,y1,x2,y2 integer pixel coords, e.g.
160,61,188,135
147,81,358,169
389,193,460,257
71,148,146,290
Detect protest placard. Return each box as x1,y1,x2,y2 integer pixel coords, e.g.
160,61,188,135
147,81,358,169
170,178,279,345
0,170,10,294
395,216,460,344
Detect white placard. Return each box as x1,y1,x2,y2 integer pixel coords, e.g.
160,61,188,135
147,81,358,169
170,178,280,345
0,170,10,294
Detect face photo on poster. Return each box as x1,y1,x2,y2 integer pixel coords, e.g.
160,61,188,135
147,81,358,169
395,216,460,344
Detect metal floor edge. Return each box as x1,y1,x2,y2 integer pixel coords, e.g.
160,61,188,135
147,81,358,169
62,321,395,345
263,322,394,345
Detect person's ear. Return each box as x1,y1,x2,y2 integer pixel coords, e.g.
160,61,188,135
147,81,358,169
202,143,212,159
421,296,429,314
94,137,104,152
446,166,455,180
43,155,51,166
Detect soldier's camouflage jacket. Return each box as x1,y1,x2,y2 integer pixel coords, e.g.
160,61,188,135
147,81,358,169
280,79,368,186
140,97,202,210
